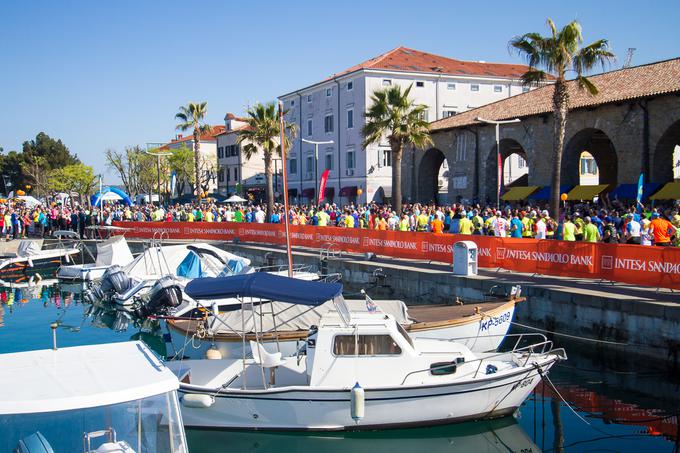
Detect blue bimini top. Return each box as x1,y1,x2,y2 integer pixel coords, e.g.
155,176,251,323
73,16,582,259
185,272,343,306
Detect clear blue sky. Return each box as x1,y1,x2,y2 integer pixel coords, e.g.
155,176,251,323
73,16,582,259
1,0,678,182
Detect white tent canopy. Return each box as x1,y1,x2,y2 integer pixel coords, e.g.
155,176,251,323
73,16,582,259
100,191,123,202
224,195,247,203
17,196,41,207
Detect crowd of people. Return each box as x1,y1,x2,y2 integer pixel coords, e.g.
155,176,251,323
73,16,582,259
1,198,678,247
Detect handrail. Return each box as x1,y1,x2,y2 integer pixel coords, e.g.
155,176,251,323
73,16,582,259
319,242,341,259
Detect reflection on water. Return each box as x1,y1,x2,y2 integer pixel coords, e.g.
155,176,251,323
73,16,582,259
0,281,678,452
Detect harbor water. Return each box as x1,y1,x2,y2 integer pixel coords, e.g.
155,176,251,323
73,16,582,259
0,282,678,452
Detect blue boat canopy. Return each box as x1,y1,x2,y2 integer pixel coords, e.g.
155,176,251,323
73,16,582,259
185,273,343,306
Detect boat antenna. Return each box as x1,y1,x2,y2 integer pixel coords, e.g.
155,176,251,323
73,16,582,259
278,100,294,277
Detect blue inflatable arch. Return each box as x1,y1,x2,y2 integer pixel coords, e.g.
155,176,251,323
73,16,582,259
91,187,133,206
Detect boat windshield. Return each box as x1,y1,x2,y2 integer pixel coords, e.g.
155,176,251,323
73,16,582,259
396,322,415,349
0,390,187,453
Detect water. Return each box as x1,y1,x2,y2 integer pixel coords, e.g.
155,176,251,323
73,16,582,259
0,282,678,452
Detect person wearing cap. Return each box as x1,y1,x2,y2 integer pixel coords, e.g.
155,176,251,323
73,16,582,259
491,211,508,237
650,212,676,246
583,216,601,243
640,218,653,246
471,210,484,235
573,213,584,241
624,213,641,245
535,211,547,240
542,210,557,239
602,217,619,244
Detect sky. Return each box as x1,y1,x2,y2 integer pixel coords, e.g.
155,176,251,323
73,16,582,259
1,0,679,182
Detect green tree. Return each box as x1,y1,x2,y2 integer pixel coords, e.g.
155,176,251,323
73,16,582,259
105,146,157,196
362,84,432,215
237,102,295,220
510,18,614,218
167,145,195,196
175,102,211,198
22,132,80,169
0,150,26,194
48,163,97,203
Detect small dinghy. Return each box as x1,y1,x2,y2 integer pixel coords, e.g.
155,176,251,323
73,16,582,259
0,341,188,452
58,235,134,281
167,274,565,431
0,239,79,284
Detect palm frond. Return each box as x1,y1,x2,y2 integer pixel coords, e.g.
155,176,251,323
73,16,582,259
577,75,599,95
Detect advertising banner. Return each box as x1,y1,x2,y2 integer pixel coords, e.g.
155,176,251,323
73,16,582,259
114,221,680,289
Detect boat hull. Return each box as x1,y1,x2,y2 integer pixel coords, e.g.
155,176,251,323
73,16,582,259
165,300,517,359
0,249,80,284
177,356,555,431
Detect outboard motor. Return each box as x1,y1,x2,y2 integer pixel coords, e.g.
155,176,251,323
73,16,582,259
135,276,183,318
105,265,132,295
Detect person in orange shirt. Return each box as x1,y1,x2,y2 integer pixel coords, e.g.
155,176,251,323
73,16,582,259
431,216,444,234
650,212,676,246
377,217,388,230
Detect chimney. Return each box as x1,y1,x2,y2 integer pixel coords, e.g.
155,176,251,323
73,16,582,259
177,134,183,139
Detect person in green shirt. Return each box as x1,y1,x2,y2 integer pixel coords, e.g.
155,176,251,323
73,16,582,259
582,216,600,242
562,215,576,241
234,209,243,223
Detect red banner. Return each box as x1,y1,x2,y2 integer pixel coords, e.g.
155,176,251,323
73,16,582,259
318,169,330,205
114,221,680,290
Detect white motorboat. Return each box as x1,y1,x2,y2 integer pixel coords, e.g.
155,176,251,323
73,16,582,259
0,239,80,284
0,341,188,452
58,235,135,281
167,274,565,431
164,292,521,359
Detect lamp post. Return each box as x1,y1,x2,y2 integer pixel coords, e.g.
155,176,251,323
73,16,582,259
475,117,521,208
301,138,333,204
144,148,172,206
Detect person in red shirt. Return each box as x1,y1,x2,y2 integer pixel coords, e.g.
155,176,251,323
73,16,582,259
649,213,676,246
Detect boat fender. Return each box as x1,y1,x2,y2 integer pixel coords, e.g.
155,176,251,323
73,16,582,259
350,382,364,423
205,347,222,360
27,258,33,268
64,254,70,264
182,393,215,408
34,273,42,282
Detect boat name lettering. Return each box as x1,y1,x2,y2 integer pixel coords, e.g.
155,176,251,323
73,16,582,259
511,377,535,391
480,311,512,331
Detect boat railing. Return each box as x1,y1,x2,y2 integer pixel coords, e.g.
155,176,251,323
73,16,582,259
400,333,565,385
319,242,342,260
255,263,316,275
318,272,342,283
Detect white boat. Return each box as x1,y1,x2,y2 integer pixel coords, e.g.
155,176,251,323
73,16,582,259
0,239,80,284
164,294,521,359
58,235,135,281
167,274,565,431
0,341,188,452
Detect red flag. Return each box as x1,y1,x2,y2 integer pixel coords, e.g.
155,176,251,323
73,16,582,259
497,152,502,203
318,169,330,205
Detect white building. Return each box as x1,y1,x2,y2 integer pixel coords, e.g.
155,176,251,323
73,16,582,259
162,126,224,196
279,46,540,205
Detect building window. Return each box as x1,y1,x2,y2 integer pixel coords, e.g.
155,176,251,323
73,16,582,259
522,86,530,93
325,152,333,170
347,149,355,169
455,134,467,162
324,114,334,133
382,79,392,86
380,149,392,167
347,109,354,129
447,83,456,90
419,110,429,122
306,155,314,175
226,167,230,182
307,118,313,136
289,158,297,174
517,155,526,169
347,81,353,91
234,167,238,181
218,169,224,182
291,100,295,106
494,85,502,93
443,110,457,118
217,147,224,159
452,175,467,189
333,335,401,356
470,84,479,92
416,81,424,88
326,88,332,97
307,94,312,102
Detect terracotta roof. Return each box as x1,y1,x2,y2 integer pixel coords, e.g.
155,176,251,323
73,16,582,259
168,125,225,144
430,58,680,132
214,124,252,137
225,112,248,122
328,46,538,80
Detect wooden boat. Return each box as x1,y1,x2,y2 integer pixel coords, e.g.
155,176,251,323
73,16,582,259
164,293,524,359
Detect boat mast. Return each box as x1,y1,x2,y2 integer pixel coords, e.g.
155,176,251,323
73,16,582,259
278,100,294,277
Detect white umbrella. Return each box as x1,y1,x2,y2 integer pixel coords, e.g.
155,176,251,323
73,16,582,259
225,195,247,203
17,195,42,207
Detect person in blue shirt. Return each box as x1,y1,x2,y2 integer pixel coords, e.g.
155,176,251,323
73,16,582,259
510,215,523,238
270,212,280,223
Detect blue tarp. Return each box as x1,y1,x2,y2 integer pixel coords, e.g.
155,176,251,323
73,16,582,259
528,185,573,200
609,183,661,200
185,273,343,306
177,252,203,279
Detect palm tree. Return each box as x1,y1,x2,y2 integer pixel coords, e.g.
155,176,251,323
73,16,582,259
362,84,432,215
175,102,212,198
237,102,295,221
510,19,614,218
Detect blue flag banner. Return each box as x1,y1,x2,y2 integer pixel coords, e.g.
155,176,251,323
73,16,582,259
636,173,644,213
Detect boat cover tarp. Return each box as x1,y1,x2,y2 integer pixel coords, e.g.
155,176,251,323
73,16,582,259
210,299,410,334
16,240,42,258
186,273,343,306
95,235,134,267
177,251,203,279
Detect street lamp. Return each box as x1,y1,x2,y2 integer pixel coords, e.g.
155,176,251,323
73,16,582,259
144,148,172,206
475,117,521,208
301,138,333,204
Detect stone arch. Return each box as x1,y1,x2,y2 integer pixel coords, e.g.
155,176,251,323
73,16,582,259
485,139,529,198
653,118,680,183
417,148,450,203
562,128,618,186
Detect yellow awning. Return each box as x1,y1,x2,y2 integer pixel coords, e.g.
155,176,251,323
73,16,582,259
501,186,540,201
567,184,610,201
649,182,680,200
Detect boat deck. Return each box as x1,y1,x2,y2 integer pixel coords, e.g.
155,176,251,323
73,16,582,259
407,299,518,323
